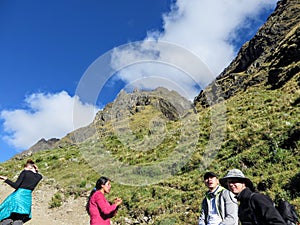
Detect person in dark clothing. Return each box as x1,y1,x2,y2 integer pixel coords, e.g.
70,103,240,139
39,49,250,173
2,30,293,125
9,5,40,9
220,169,286,225
0,159,42,225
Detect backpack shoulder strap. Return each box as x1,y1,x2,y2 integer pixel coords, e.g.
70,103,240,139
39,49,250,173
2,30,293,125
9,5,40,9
249,192,259,225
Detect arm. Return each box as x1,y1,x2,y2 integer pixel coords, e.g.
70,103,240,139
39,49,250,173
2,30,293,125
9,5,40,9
96,194,118,217
220,190,239,225
4,170,26,189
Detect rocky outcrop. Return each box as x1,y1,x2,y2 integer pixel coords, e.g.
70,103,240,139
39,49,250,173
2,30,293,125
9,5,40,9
94,87,192,123
194,0,300,108
14,138,59,159
20,87,192,154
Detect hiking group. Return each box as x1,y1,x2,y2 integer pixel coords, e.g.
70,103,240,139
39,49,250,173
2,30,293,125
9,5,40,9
199,169,299,225
0,160,299,225
0,165,122,225
85,168,299,225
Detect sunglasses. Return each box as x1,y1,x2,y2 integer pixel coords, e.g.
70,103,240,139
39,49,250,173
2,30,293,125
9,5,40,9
227,178,243,184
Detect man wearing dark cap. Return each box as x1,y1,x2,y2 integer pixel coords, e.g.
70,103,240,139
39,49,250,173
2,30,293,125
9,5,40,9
198,171,238,225
220,169,286,225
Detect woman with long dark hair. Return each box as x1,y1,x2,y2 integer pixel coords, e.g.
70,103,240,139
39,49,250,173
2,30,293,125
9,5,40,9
0,159,42,225
86,176,122,225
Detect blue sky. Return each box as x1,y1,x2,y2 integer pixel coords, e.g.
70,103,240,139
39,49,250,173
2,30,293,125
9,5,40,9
0,0,278,162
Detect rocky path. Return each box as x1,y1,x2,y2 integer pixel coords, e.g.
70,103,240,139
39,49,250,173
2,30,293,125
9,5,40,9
0,181,89,225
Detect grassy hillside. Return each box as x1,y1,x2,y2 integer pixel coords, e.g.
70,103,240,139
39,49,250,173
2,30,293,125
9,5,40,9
1,72,299,224
1,1,299,223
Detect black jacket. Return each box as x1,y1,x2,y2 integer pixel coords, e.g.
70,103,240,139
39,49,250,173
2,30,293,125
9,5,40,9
5,170,42,190
236,187,286,225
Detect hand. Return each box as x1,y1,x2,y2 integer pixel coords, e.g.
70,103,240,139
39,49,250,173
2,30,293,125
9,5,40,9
114,197,122,206
0,175,7,180
33,164,39,173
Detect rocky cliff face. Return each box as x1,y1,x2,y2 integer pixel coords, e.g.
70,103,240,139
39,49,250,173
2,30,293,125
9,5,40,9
194,0,300,108
14,138,59,159
17,87,192,157
68,87,192,144
93,87,192,124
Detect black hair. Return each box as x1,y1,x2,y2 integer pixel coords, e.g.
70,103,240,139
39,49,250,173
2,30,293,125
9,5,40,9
86,176,110,215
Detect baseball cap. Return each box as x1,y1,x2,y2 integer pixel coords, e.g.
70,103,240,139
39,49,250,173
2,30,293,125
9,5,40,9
204,172,218,180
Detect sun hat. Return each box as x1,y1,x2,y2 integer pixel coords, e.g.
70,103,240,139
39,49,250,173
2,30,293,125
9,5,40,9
220,169,254,190
203,171,218,180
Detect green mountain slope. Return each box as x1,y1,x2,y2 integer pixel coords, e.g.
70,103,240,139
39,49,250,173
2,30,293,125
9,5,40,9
1,0,299,224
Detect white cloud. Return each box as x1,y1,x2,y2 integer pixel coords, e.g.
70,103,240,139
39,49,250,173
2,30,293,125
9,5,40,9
0,0,278,152
110,41,212,100
159,0,277,73
0,91,98,150
110,0,278,98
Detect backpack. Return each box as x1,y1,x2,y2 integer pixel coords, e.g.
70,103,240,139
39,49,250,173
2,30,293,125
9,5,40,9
249,192,299,225
276,199,299,224
249,192,275,225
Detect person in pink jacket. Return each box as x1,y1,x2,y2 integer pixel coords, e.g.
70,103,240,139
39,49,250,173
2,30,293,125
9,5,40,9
86,176,122,225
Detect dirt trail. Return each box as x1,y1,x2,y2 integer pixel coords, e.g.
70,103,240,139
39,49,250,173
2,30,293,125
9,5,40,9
0,181,89,225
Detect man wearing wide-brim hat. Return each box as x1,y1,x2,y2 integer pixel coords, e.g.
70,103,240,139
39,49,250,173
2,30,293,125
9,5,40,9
220,169,286,225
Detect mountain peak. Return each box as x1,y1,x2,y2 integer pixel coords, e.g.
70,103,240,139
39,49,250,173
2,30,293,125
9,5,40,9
194,0,300,108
